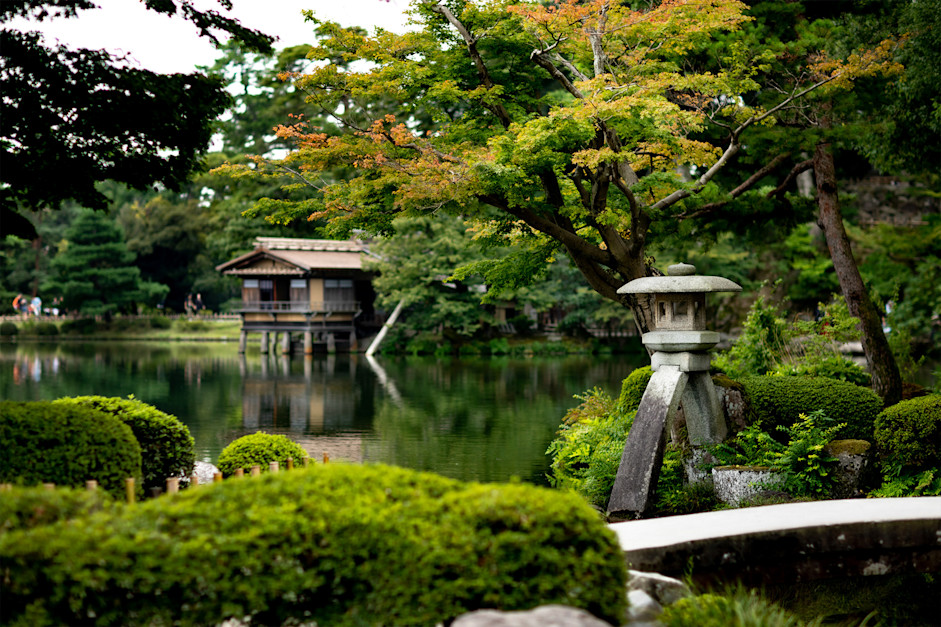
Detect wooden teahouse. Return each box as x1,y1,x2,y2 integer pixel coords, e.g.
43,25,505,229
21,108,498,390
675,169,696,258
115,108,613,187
216,237,379,353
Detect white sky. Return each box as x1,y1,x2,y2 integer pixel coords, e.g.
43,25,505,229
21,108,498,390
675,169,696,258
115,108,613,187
9,0,412,74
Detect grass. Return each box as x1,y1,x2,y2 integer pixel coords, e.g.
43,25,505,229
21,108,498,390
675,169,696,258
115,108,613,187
5,316,243,342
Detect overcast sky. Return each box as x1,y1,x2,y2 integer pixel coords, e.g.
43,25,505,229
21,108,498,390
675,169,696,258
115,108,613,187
10,0,412,74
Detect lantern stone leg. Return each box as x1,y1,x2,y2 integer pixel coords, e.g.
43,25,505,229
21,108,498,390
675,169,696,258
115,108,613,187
607,365,688,517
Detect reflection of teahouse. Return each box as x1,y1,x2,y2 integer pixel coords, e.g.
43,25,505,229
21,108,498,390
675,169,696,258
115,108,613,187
216,238,380,354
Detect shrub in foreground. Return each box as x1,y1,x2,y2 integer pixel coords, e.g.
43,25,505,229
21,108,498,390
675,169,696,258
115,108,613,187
0,464,629,626
739,375,881,441
0,485,114,534
0,401,142,499
660,588,812,627
216,431,308,477
0,321,17,336
55,396,195,491
617,365,653,414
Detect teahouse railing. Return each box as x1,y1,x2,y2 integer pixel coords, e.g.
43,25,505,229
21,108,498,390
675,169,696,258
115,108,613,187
239,300,359,314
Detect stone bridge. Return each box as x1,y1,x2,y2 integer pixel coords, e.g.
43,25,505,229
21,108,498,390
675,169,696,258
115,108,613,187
610,497,941,586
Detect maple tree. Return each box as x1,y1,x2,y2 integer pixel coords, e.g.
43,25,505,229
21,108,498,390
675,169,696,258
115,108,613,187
220,0,902,346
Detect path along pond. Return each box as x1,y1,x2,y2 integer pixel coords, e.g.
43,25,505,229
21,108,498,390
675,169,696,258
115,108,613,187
1,341,645,485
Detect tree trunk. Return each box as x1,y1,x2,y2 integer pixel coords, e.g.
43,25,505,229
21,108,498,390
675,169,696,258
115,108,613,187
813,140,902,406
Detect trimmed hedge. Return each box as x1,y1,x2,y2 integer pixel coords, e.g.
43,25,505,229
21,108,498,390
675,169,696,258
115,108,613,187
617,366,653,414
216,431,309,477
0,401,142,499
55,396,195,491
0,485,115,534
874,395,941,470
739,376,882,441
0,321,17,336
0,464,629,626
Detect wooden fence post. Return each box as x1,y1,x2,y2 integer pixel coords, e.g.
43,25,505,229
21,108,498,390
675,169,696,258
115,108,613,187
166,477,179,494
86,480,98,491
190,474,199,487
269,461,279,474
213,472,223,483
235,468,244,478
251,465,261,477
125,477,136,504
323,452,330,464
287,457,294,470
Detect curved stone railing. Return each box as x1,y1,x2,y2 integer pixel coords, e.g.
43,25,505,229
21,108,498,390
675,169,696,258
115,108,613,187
610,497,941,586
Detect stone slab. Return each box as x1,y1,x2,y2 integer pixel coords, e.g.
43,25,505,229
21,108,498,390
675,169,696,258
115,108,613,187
681,372,726,445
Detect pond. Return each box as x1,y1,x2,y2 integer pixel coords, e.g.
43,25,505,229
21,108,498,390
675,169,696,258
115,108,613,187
0,341,646,485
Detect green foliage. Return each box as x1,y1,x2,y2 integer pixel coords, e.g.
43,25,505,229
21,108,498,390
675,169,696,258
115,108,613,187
148,315,172,329
54,396,195,492
869,468,941,498
0,400,142,499
0,485,115,534
874,395,941,470
0,320,18,336
710,411,845,498
617,366,653,414
59,317,98,335
216,432,309,477
774,411,845,497
715,294,868,385
661,587,815,627
41,210,169,316
547,387,634,508
739,375,882,441
0,464,628,626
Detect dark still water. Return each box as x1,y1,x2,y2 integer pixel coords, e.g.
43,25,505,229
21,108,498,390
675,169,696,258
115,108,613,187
0,341,645,485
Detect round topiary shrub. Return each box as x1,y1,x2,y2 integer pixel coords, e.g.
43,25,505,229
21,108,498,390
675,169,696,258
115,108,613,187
0,400,142,499
55,396,195,491
0,320,18,336
874,395,941,470
33,321,59,336
0,464,629,626
617,365,653,414
148,315,172,329
738,375,882,441
216,432,308,477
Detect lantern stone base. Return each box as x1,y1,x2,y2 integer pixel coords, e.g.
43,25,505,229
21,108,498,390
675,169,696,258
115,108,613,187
651,350,713,372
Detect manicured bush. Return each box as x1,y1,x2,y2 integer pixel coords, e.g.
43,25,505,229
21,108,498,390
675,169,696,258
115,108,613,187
0,485,114,534
0,401,142,499
0,320,18,336
0,464,629,626
216,431,309,477
874,395,941,470
33,321,59,336
148,315,172,329
54,396,195,491
738,375,882,441
59,317,98,335
617,365,653,414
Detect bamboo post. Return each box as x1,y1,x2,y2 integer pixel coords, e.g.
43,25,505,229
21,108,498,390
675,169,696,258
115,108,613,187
213,472,223,483
125,477,136,504
303,456,310,468
190,474,199,486
43,483,55,490
323,452,330,464
166,477,179,494
286,457,294,470
269,461,279,474
235,468,245,478
86,480,98,491
251,465,261,477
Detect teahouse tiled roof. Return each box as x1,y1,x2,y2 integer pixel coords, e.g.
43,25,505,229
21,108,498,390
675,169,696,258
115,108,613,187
215,238,369,276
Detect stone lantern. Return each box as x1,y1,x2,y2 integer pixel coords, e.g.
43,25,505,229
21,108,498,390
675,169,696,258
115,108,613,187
607,263,741,518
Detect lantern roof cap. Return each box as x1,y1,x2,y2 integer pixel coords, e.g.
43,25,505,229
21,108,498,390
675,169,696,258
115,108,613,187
617,263,742,295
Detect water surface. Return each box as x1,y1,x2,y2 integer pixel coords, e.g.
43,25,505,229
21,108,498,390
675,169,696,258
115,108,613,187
0,341,644,484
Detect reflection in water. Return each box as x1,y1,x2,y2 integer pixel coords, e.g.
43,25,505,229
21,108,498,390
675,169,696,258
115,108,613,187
1,341,645,483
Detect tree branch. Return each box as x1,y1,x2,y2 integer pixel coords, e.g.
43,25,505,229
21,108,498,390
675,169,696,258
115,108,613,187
431,3,512,129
